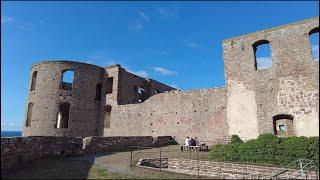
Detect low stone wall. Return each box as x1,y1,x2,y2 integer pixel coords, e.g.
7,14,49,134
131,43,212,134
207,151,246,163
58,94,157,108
153,136,177,147
138,158,318,179
1,136,83,175
83,136,154,154
1,136,173,175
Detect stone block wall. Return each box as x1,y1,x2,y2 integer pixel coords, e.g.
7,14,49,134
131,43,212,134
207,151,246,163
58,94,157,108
1,136,83,174
23,61,104,137
83,136,154,154
21,17,319,142
153,136,177,147
108,87,229,144
117,67,175,105
138,158,318,179
1,135,174,175
223,17,319,139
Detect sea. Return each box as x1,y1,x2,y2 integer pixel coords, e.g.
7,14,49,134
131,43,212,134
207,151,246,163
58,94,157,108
1,131,22,137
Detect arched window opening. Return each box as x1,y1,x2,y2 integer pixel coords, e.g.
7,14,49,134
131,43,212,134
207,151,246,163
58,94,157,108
273,114,294,137
25,103,33,127
309,27,319,62
104,105,112,128
95,83,102,100
137,86,146,102
60,70,75,90
155,89,161,94
253,40,272,70
30,71,38,91
55,103,70,128
106,77,113,94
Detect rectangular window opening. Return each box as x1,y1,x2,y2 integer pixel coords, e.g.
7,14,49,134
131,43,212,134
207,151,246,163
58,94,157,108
106,77,113,94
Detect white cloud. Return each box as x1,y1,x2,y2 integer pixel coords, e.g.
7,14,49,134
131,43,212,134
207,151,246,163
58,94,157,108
157,7,179,19
130,20,144,32
168,83,179,89
1,122,16,128
138,11,150,22
1,16,14,23
314,57,319,62
129,11,151,32
122,65,149,78
256,57,272,69
18,23,34,31
1,16,34,31
1,122,7,128
153,67,177,76
132,70,149,78
187,42,200,48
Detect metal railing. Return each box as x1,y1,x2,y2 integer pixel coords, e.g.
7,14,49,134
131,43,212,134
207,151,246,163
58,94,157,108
129,142,319,179
265,159,319,179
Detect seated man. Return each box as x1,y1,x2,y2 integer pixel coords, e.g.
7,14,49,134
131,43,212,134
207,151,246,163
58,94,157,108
194,137,208,151
194,137,200,146
189,138,196,150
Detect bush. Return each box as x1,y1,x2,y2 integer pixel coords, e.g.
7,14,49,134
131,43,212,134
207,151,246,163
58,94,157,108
210,134,319,167
230,135,243,144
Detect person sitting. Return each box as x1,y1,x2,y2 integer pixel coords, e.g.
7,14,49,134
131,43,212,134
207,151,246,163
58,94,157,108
189,138,197,150
185,136,190,146
194,137,200,146
181,136,190,151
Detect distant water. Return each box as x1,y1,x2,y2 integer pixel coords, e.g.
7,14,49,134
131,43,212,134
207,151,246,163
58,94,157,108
1,131,22,137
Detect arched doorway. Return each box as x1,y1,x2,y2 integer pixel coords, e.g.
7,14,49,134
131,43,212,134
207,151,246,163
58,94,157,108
273,114,294,137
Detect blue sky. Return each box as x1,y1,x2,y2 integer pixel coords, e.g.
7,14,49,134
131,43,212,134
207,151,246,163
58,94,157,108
1,1,319,131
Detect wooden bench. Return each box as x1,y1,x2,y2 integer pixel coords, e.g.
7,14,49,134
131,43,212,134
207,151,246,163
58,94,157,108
180,145,200,151
180,145,209,151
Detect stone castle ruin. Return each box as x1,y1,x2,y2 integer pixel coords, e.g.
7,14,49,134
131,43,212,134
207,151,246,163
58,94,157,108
22,17,319,142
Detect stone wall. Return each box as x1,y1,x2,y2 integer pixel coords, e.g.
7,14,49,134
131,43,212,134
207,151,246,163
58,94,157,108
223,17,319,139
23,61,104,137
108,87,229,144
1,136,174,175
1,136,83,175
22,17,319,141
83,136,154,154
153,136,177,147
117,67,175,105
138,158,318,179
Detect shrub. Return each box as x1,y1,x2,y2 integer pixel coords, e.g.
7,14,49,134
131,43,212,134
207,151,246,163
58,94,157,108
230,135,243,144
210,134,319,167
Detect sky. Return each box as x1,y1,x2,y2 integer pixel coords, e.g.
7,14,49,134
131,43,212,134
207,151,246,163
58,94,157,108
1,1,319,131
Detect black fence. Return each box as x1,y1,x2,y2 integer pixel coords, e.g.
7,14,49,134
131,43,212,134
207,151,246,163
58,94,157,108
128,139,319,179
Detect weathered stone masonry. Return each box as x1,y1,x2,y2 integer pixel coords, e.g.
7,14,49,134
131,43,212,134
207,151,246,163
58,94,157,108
138,158,318,179
22,17,319,141
1,136,174,175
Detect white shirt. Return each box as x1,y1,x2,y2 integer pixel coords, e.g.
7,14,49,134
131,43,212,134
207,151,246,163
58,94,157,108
185,138,190,146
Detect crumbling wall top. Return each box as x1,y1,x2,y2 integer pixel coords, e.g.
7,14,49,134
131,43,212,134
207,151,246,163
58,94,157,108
223,16,319,44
